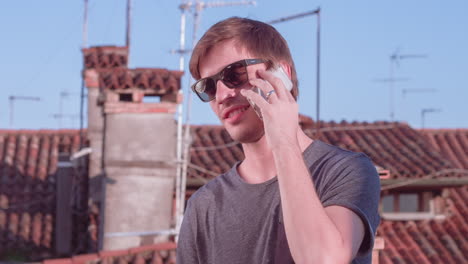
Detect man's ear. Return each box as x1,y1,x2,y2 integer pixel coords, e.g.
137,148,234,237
279,61,292,79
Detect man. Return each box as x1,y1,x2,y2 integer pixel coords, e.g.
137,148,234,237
177,17,380,264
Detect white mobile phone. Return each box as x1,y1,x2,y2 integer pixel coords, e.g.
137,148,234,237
249,66,293,118
270,66,293,91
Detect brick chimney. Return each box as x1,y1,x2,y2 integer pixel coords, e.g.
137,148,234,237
83,46,183,250
83,46,129,204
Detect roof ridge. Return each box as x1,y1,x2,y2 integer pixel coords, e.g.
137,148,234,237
0,129,82,134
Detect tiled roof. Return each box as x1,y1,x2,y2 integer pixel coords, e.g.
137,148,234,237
2,122,467,263
378,186,468,264
42,242,176,264
420,129,468,169
0,130,87,260
377,128,468,264
189,125,243,182
82,46,128,70
188,121,468,264
97,68,184,93
188,119,460,181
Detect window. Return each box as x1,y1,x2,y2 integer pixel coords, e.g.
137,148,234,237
380,191,445,220
142,94,161,103
119,93,133,102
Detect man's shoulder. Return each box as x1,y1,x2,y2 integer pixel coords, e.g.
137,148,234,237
187,169,233,209
308,140,378,185
310,140,370,165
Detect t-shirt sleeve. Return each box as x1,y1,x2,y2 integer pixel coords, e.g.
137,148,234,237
176,199,200,264
318,153,381,256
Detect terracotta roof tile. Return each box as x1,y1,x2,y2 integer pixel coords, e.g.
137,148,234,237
43,258,73,264
97,68,183,93
189,120,460,180
0,129,87,260
420,129,468,169
82,46,128,70
42,243,177,264
3,122,467,263
187,121,468,263
379,186,468,264
71,253,99,264
189,125,243,180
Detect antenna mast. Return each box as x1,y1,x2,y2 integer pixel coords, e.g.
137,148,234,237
83,0,88,48
80,0,89,148
174,0,188,242
126,0,132,65
267,8,321,137
421,108,441,128
387,49,427,121
9,96,41,128
402,88,437,98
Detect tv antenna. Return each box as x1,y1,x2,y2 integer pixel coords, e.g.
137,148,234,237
398,88,437,123
388,48,427,120
376,48,427,121
55,90,79,128
266,8,321,137
421,108,441,128
51,114,80,128
402,88,437,98
9,96,42,128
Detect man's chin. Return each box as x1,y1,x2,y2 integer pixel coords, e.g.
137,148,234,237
226,124,265,144
220,108,264,143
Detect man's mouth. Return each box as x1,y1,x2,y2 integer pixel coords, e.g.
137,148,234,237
223,105,251,122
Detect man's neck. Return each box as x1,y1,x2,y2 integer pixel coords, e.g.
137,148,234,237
238,130,314,184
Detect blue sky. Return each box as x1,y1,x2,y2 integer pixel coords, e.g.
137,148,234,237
1,0,467,129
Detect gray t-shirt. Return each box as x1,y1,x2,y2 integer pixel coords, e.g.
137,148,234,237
177,140,380,264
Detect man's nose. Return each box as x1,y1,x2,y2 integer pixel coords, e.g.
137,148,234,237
215,81,237,103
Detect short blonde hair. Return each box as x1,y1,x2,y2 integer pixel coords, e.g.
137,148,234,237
189,17,299,100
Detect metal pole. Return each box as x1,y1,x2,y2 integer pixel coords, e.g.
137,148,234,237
266,8,321,138
389,59,394,121
9,96,13,128
179,0,202,239
421,110,424,128
59,94,63,128
175,2,187,241
79,79,85,147
8,96,41,128
388,50,427,121
315,8,321,138
80,0,89,148
267,9,319,24
421,108,441,128
83,0,88,49
126,0,132,64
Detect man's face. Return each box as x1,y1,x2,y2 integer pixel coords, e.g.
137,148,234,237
198,40,266,143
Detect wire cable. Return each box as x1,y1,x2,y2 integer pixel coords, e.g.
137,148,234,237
0,195,54,211
190,140,239,151
186,162,217,179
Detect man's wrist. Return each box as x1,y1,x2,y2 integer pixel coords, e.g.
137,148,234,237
271,140,302,160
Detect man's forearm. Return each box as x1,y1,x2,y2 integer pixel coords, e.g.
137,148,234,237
272,144,351,264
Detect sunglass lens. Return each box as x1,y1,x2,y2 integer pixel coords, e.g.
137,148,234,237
223,63,248,88
203,78,217,101
194,79,206,94
195,78,216,102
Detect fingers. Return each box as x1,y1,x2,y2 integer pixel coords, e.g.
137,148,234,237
248,78,278,103
240,89,269,110
256,69,288,100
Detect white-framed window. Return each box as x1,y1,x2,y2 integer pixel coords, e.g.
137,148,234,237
380,191,445,220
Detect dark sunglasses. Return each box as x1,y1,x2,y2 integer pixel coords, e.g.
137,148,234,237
192,58,266,102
